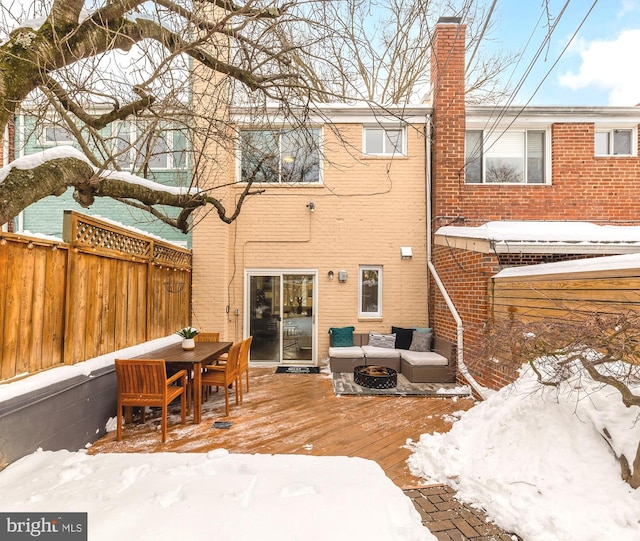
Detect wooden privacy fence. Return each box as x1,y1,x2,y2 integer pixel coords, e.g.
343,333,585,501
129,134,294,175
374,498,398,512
489,257,640,322
0,211,192,382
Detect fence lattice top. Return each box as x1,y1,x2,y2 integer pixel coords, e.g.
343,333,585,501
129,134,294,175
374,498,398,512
63,211,191,269
73,218,152,257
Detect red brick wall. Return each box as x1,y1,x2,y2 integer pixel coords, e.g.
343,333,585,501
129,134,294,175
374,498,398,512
430,245,606,390
431,20,466,228
430,245,503,388
434,123,640,228
429,20,640,391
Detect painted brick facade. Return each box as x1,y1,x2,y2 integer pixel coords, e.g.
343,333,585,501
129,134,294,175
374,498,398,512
192,117,431,360
192,17,640,385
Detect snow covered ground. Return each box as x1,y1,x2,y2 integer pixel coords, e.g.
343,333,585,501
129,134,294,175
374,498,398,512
408,366,640,541
0,450,433,541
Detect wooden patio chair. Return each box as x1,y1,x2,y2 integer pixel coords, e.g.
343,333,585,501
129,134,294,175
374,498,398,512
237,336,253,403
114,359,187,443
175,332,220,412
194,332,220,343
201,342,241,417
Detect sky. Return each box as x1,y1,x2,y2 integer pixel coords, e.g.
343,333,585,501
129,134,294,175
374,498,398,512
1,330,639,540
487,0,640,106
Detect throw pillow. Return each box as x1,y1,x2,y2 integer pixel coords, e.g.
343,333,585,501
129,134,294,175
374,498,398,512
368,332,396,349
415,327,433,334
409,331,432,352
328,326,355,347
391,326,415,350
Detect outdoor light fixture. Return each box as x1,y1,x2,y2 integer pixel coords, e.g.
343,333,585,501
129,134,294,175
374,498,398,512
328,270,334,280
401,246,413,259
306,201,315,212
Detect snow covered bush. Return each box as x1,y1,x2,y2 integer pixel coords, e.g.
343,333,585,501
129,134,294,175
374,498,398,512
485,311,640,488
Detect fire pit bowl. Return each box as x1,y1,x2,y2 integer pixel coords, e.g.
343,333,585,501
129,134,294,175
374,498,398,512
354,365,397,389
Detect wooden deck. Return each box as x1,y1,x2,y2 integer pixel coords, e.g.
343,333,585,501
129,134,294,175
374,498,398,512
89,366,474,488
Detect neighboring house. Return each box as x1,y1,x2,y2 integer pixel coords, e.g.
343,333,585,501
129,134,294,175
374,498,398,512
191,17,640,389
429,18,640,391
10,112,192,247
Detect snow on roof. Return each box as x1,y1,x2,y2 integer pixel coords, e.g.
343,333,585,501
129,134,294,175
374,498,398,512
436,221,640,254
437,221,640,244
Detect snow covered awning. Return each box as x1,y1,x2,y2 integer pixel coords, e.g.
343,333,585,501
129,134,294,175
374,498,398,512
434,221,640,255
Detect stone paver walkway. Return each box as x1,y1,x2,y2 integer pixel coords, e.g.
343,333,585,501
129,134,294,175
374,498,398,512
404,485,522,541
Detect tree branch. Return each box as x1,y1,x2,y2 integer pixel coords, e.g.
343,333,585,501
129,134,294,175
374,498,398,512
41,74,155,129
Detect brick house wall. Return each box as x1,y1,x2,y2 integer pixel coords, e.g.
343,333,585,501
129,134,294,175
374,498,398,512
434,122,640,229
429,18,640,391
192,115,431,359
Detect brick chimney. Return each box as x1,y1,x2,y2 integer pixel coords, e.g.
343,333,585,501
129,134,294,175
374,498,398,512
430,17,466,226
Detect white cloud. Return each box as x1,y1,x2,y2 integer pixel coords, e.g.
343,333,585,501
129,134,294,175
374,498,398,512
558,29,640,105
618,0,640,18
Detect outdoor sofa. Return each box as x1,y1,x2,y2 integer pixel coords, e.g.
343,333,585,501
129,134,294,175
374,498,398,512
328,326,457,383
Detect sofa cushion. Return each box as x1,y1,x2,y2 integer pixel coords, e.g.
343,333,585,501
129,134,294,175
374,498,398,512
362,345,401,359
391,326,415,350
368,332,396,349
400,350,448,366
328,326,355,347
415,327,433,334
410,331,432,352
328,346,365,359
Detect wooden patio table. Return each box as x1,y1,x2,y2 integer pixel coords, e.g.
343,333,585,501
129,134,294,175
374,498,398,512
132,341,232,424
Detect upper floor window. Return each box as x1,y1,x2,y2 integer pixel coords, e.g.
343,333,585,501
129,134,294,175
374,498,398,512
41,124,75,145
595,128,634,156
359,266,382,318
240,129,321,184
112,121,188,171
363,127,404,156
465,129,547,184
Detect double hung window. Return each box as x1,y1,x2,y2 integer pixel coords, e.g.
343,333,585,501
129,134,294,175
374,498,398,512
240,129,321,184
112,121,187,171
363,127,404,156
465,129,546,184
359,266,382,318
41,124,75,145
595,129,634,156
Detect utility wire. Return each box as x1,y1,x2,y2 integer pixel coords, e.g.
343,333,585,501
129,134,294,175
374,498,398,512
465,0,577,167
466,0,498,73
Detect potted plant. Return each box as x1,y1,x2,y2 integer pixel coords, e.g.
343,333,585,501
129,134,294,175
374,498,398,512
176,327,199,350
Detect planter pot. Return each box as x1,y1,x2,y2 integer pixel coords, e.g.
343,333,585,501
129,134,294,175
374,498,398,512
181,338,195,351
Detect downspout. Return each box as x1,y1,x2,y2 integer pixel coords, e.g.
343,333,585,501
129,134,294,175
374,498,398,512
424,115,487,399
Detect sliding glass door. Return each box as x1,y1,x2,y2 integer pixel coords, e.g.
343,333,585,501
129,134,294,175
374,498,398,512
247,271,316,364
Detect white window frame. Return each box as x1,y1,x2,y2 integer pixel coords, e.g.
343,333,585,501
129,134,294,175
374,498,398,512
111,121,188,171
40,124,75,146
358,265,383,318
594,127,636,157
237,127,323,184
363,126,406,156
464,128,551,185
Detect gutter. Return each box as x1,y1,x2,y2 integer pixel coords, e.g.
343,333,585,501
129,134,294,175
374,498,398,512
424,116,487,400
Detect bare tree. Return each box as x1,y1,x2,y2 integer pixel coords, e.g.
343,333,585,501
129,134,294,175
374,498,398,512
0,0,518,232
292,0,516,105
485,311,640,488
0,0,335,231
